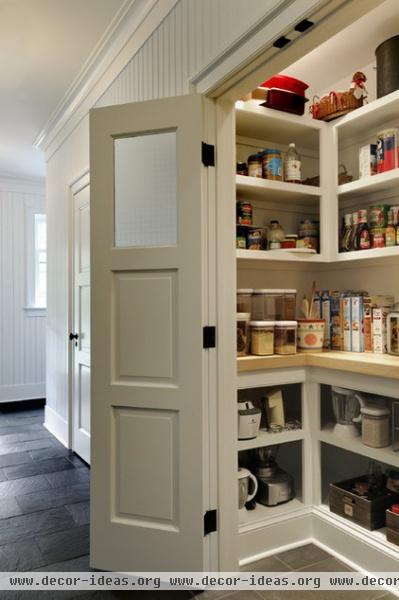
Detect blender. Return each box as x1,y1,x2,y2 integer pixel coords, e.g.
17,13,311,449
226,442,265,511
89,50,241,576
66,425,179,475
331,386,365,438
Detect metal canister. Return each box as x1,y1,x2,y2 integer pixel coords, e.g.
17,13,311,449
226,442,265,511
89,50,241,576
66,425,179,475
370,227,385,248
262,149,282,181
377,129,398,172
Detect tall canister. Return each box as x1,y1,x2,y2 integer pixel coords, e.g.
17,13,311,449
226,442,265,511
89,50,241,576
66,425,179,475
376,35,399,98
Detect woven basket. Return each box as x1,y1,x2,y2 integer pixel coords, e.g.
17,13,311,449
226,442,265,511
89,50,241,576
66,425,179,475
311,90,363,121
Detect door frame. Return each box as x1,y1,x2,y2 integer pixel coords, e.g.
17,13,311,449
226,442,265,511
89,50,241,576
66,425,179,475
67,169,90,451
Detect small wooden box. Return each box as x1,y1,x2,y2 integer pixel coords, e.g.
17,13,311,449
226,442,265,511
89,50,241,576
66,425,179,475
329,477,399,530
386,509,399,546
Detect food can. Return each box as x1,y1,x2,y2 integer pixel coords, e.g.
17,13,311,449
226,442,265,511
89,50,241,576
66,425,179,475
300,236,318,251
369,205,390,227
377,129,398,173
236,201,252,225
236,234,246,249
248,153,263,178
299,220,319,237
247,229,263,250
262,149,283,181
281,235,298,249
390,205,399,225
370,227,385,248
236,162,248,176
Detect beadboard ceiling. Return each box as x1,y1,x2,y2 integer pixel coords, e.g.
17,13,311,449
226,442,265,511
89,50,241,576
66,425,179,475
0,0,125,179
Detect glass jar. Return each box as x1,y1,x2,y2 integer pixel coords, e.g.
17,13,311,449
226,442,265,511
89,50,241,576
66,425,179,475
251,289,284,320
248,153,263,178
361,405,390,448
274,321,297,354
267,221,285,250
237,289,253,313
236,313,251,356
249,321,275,355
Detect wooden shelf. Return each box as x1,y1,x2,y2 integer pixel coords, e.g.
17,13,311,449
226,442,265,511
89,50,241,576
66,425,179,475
236,101,321,149
338,169,399,201
236,174,320,205
237,428,303,452
239,498,306,532
319,428,399,468
237,351,399,380
335,89,399,143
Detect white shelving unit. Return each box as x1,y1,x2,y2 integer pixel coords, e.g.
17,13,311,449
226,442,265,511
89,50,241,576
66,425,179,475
238,428,303,452
236,174,320,205
239,498,306,532
319,429,399,468
338,168,399,200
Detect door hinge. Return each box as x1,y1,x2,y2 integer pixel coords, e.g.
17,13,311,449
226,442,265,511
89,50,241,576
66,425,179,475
203,326,216,349
204,509,217,535
202,142,215,167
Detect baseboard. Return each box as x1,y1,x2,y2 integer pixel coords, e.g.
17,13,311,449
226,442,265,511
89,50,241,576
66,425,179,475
44,405,69,448
0,383,45,403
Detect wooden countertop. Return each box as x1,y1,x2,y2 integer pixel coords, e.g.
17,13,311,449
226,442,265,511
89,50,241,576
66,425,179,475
237,351,399,380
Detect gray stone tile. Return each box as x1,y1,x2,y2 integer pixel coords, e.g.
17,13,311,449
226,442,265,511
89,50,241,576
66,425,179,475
1,416,44,427
5,457,74,480
0,424,47,436
241,556,290,572
276,544,331,570
0,506,75,543
65,501,90,525
29,447,73,461
35,524,90,563
0,467,8,481
212,593,262,600
0,430,51,446
45,467,89,488
0,496,23,519
16,483,89,514
0,474,51,498
0,451,33,468
34,553,91,571
0,538,45,571
297,557,351,572
0,439,56,455
67,453,89,468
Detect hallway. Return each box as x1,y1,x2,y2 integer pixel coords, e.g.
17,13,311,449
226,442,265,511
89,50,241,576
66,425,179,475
0,405,90,571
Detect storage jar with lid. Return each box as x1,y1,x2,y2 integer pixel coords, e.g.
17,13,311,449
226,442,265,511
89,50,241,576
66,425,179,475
237,313,251,356
237,289,253,313
274,321,297,354
248,153,263,178
267,221,285,249
277,289,297,320
251,290,284,320
249,321,275,356
361,404,390,448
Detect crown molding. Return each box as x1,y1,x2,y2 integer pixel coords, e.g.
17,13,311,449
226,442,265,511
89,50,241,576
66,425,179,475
34,0,178,157
0,174,45,195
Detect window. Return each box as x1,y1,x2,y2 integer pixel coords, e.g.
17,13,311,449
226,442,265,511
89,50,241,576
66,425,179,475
34,214,47,308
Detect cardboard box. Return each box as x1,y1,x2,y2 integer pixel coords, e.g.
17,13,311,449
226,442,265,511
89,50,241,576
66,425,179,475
330,291,342,350
322,291,331,349
341,295,352,351
351,296,364,352
359,144,377,178
372,307,390,353
364,295,394,352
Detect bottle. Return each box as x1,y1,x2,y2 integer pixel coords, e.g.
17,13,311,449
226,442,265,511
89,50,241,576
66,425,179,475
356,209,370,250
385,209,396,247
284,143,301,184
350,211,359,250
341,213,353,252
267,220,285,250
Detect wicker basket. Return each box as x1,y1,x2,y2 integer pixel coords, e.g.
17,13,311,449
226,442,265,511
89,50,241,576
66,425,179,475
311,90,363,122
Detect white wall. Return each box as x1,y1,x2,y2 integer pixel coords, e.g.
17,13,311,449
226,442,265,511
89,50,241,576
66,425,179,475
0,177,46,403
45,0,291,444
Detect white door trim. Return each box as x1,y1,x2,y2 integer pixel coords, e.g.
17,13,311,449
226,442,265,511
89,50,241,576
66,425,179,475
67,169,90,450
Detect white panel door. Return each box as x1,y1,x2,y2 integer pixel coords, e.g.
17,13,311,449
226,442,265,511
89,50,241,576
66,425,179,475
72,184,91,464
90,95,216,572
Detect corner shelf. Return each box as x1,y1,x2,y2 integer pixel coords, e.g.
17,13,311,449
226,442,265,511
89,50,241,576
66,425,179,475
239,498,306,532
336,245,399,262
236,174,320,205
238,428,304,452
319,428,399,469
338,169,399,201
236,249,324,263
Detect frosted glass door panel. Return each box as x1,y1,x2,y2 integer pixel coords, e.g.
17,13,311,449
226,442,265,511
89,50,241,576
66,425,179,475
114,132,177,247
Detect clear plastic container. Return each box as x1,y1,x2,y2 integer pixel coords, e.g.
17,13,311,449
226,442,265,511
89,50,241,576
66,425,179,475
251,289,284,320
237,289,253,313
274,321,297,354
249,321,275,356
237,313,251,356
361,405,390,448
278,290,297,320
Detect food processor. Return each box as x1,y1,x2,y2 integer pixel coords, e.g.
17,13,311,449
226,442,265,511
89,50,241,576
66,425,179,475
253,445,294,506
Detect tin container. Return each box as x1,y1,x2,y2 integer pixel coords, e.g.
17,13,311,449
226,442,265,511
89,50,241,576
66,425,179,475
237,201,252,225
369,205,390,227
281,234,298,249
377,129,399,173
370,227,385,248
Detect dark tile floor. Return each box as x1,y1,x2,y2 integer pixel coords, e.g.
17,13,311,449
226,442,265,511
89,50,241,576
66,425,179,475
0,407,396,599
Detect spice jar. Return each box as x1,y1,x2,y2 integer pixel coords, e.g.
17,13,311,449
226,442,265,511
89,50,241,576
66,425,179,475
236,313,250,356
361,404,390,448
237,289,253,313
248,153,263,178
274,321,297,354
249,321,275,355
251,289,284,320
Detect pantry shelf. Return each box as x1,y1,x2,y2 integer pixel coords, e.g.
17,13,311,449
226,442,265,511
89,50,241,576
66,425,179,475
236,101,322,148
237,428,304,452
239,498,307,532
236,249,324,263
237,352,399,380
236,174,320,205
334,89,399,144
319,429,399,469
338,169,399,201
336,245,399,262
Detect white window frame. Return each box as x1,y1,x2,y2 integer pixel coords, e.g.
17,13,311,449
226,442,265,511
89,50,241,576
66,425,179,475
25,205,47,317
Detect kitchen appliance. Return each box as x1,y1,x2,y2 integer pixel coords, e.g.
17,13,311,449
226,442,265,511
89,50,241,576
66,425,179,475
331,386,364,438
253,446,294,506
238,401,261,440
387,312,399,356
238,468,258,522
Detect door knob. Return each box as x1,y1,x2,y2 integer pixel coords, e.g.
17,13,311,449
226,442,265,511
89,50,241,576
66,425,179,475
69,333,79,347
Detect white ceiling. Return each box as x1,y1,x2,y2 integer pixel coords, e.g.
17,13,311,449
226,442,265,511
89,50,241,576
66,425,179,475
0,0,125,180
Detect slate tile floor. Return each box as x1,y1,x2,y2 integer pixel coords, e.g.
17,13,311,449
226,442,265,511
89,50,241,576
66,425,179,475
0,407,396,599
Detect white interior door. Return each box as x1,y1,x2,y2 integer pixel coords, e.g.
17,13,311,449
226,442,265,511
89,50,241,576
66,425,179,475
71,183,91,464
90,95,216,572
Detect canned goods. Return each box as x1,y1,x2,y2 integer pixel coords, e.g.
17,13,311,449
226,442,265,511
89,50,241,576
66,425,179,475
236,201,252,225
262,149,283,181
370,227,385,248
369,205,390,227
377,129,398,173
300,236,318,251
247,229,263,250
281,235,298,249
236,162,248,176
236,234,246,249
391,205,399,225
248,153,263,178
